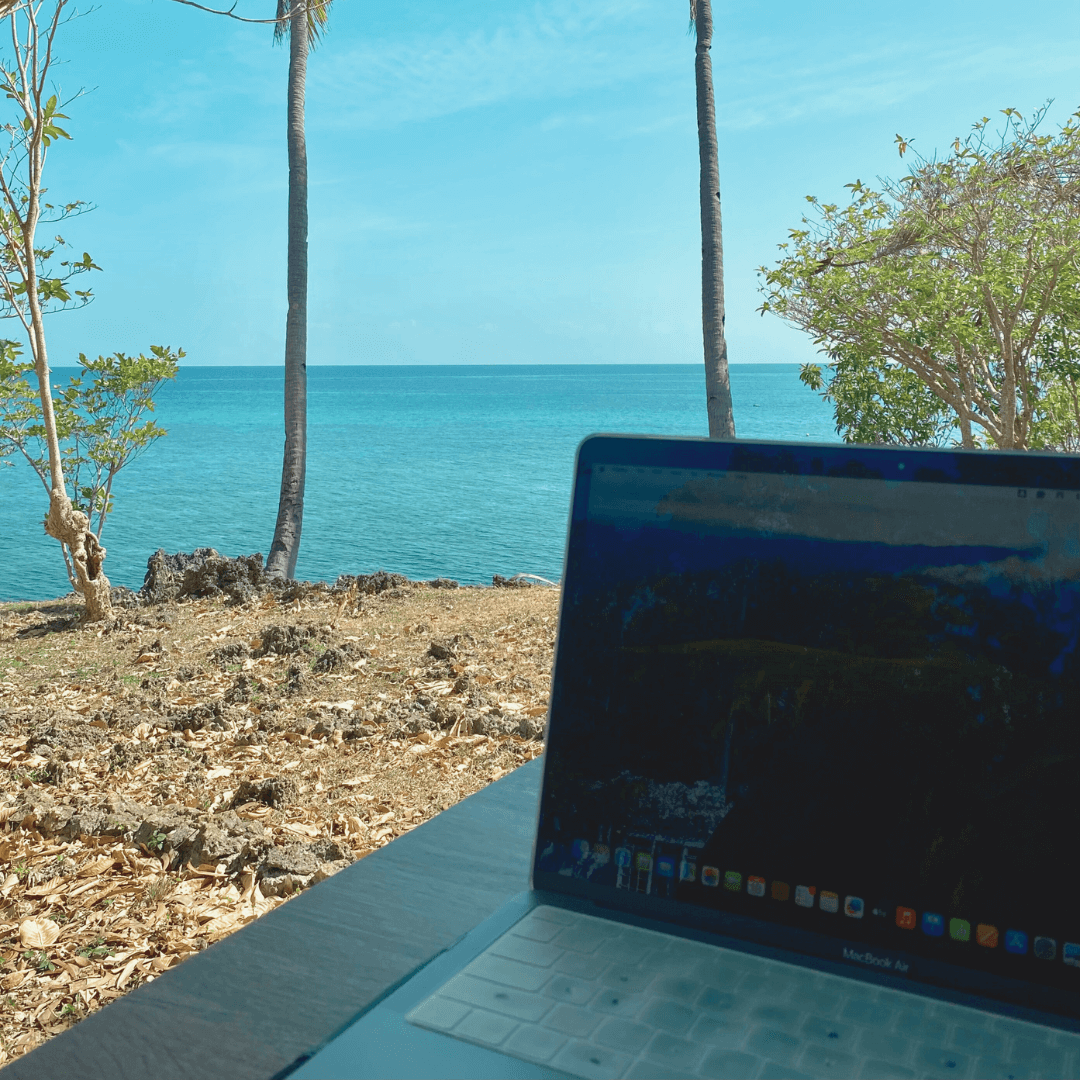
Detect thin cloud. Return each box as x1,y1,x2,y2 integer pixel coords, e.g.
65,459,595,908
306,5,1080,144
136,139,276,173
311,0,681,130
128,4,1080,149
714,37,1080,131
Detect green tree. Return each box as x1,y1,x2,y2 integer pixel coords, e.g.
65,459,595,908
1027,320,1080,451
0,0,185,618
0,0,114,618
759,107,1080,450
798,350,955,447
690,0,735,439
1,346,181,586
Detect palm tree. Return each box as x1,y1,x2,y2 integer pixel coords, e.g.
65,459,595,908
265,0,331,580
690,0,735,438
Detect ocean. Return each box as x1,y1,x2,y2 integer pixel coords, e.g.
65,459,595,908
0,364,837,601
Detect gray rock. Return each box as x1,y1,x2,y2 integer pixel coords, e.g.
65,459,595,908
224,675,252,704
26,719,108,755
312,644,363,673
214,810,267,842
342,723,378,740
66,807,142,840
261,843,321,877
210,641,251,668
256,840,350,896
492,573,533,588
256,623,317,657
140,548,219,605
257,869,310,897
134,813,200,857
333,571,409,595
15,793,147,841
231,775,297,809
133,806,269,870
275,580,330,603
179,552,267,605
110,586,141,609
36,804,75,835
170,700,228,732
185,823,249,872
281,663,309,696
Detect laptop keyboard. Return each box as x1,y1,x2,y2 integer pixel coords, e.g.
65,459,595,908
405,905,1080,1080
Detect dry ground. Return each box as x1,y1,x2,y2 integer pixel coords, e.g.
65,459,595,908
0,579,559,1066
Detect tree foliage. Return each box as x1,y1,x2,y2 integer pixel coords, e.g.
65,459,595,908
798,350,955,447
0,0,183,616
0,47,100,329
759,107,1080,450
0,345,180,558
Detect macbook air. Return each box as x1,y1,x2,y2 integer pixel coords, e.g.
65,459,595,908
291,434,1080,1080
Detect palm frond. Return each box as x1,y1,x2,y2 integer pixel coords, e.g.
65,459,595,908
273,0,333,49
272,0,287,43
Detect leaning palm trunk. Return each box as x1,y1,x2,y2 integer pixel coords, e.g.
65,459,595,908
266,0,309,580
692,0,735,439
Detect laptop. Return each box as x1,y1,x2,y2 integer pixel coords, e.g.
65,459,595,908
290,434,1080,1080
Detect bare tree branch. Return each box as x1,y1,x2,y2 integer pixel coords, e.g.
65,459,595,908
167,0,332,27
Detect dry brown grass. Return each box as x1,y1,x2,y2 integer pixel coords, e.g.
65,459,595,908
0,580,558,1065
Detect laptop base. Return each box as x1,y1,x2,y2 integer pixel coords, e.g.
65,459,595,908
287,893,571,1079
288,892,1080,1080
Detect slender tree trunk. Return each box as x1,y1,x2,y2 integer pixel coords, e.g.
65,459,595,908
1001,336,1018,449
694,0,735,439
267,0,309,580
23,101,111,619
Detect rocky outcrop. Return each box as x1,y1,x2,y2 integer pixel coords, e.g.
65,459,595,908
333,571,409,596
140,549,268,606
140,548,219,604
11,790,351,890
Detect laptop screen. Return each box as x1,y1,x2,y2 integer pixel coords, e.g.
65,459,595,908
535,435,1080,1019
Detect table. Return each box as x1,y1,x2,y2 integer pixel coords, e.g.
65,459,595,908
4,758,542,1080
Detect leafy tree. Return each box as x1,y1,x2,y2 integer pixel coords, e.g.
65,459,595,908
0,345,181,587
0,0,114,618
171,0,332,579
689,0,735,439
1028,322,1080,451
798,350,955,447
0,0,185,618
759,107,1080,450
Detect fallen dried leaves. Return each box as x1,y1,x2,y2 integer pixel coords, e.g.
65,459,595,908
0,579,557,1065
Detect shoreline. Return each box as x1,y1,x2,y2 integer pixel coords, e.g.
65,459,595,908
0,563,560,611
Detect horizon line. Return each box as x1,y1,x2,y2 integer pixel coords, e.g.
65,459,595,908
46,360,809,370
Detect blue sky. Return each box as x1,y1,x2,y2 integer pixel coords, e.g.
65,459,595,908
27,0,1080,366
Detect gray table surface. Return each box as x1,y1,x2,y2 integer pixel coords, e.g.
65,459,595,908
3,757,542,1080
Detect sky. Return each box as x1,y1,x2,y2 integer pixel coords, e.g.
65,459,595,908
17,0,1080,367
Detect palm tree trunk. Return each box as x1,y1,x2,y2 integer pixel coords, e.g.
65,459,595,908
267,0,309,580
694,0,735,439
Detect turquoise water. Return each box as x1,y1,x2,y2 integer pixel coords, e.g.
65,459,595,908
0,364,837,601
